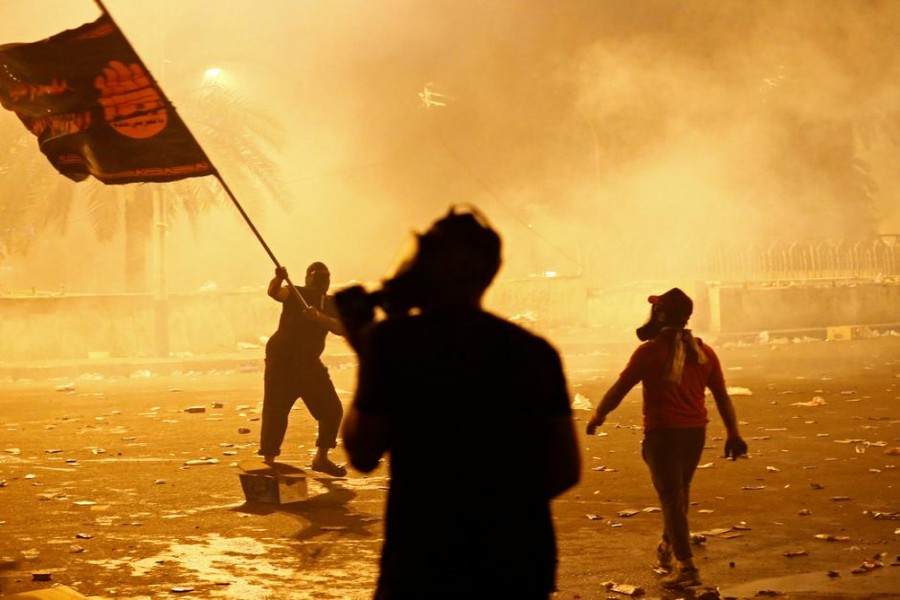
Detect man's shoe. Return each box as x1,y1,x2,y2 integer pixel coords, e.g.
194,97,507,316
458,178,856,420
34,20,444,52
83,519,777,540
661,567,701,589
262,455,277,464
311,457,347,477
655,541,674,572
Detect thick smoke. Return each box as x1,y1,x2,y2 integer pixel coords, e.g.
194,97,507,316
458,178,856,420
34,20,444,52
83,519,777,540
1,0,898,294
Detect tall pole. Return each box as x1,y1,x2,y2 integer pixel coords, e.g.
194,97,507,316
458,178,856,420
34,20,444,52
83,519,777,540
150,0,169,357
154,186,169,357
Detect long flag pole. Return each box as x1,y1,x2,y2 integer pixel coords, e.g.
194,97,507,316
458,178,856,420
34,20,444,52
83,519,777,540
92,0,310,307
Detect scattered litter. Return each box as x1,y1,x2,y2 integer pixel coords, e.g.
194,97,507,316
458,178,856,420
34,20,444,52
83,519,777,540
617,509,640,518
830,496,851,502
586,514,604,521
742,486,766,491
237,428,251,434
766,466,780,472
864,511,900,520
75,533,93,539
572,393,593,410
55,383,75,392
184,406,206,414
791,397,826,407
592,465,617,472
698,527,730,536
851,556,884,574
697,462,714,469
602,581,645,596
183,458,219,466
728,387,753,396
784,550,808,557
3,448,20,455
815,534,850,541
31,572,52,582
798,509,812,516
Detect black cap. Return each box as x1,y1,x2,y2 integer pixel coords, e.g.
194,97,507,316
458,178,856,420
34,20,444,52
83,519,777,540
648,287,693,321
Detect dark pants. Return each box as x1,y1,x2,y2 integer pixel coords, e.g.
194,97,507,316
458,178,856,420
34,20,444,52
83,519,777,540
258,358,343,457
641,427,706,561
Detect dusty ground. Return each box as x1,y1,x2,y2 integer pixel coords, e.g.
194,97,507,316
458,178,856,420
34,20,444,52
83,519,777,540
0,334,898,599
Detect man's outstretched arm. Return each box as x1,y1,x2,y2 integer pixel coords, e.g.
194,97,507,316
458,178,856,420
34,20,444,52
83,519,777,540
586,377,632,435
709,381,748,460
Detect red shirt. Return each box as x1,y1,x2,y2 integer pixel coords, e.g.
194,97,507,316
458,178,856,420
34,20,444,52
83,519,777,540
618,333,726,431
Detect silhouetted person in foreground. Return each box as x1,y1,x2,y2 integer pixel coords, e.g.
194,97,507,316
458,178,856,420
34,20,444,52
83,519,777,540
338,206,581,600
586,287,748,589
257,262,347,477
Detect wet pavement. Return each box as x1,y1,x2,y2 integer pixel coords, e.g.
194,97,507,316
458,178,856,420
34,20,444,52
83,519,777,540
0,333,898,599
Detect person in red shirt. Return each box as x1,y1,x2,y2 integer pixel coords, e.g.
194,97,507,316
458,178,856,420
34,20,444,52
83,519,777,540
586,287,748,589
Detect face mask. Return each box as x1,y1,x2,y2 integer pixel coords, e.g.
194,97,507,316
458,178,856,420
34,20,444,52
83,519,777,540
636,307,662,341
306,270,330,292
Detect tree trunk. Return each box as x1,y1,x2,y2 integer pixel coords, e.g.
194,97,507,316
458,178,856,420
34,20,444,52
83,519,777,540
124,186,154,293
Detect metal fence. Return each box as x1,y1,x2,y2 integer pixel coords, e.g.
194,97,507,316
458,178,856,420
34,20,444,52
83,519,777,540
597,235,900,284
702,235,900,282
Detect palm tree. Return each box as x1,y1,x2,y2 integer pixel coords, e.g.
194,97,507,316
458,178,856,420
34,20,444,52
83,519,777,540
0,74,290,291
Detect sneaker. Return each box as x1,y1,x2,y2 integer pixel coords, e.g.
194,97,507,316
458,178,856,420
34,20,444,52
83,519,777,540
661,567,701,589
311,457,347,477
655,541,674,572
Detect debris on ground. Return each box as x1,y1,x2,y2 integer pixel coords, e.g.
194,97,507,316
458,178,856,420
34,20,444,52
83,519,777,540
601,581,645,596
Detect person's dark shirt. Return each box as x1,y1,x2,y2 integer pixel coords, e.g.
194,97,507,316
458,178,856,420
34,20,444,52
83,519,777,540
354,306,571,595
268,287,337,365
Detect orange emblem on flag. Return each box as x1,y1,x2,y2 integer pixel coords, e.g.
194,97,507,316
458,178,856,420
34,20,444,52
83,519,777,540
94,60,167,139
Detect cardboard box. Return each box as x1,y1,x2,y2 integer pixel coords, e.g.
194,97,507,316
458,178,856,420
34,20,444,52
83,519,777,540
239,472,308,504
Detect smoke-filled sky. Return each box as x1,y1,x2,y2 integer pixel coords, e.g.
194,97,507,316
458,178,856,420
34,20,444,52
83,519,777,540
1,0,899,294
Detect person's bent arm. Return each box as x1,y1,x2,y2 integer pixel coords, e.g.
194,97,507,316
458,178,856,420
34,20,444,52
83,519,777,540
268,266,290,301
545,415,581,498
304,306,345,336
586,377,633,435
341,406,387,473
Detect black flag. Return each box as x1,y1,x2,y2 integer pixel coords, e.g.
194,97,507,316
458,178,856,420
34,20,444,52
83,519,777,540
0,13,213,184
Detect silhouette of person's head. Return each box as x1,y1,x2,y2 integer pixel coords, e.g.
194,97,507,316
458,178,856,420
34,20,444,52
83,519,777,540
636,287,694,340
305,262,331,293
385,205,502,311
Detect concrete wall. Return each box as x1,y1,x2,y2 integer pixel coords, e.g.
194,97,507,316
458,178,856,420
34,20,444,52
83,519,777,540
0,292,280,362
2,279,898,362
709,282,900,333
0,277,590,362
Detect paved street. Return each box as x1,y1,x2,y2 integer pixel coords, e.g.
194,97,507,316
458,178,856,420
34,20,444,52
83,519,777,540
0,334,898,599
